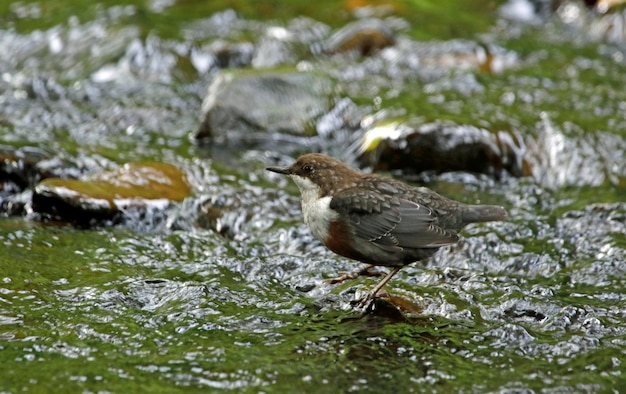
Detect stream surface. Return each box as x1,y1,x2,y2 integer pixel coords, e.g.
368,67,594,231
1,0,626,392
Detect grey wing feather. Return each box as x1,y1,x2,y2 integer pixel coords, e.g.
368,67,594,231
330,189,459,253
392,199,459,247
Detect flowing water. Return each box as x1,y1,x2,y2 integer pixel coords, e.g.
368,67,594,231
1,0,626,392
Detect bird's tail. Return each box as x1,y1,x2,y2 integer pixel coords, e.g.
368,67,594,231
461,204,506,224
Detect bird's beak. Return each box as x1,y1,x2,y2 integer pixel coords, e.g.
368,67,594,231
266,166,291,175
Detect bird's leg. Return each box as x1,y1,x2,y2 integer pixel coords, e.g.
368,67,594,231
325,264,385,284
353,266,402,309
367,266,402,299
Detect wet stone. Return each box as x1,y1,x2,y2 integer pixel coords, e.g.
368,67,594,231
196,193,249,239
32,162,191,226
195,70,335,146
168,180,289,242
0,145,52,191
191,39,255,74
321,18,396,56
207,40,255,69
0,145,76,216
359,120,525,178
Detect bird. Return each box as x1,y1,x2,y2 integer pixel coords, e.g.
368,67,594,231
266,153,506,309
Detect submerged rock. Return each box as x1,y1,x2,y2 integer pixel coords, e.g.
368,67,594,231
32,162,191,226
190,40,255,74
168,184,288,242
195,70,335,146
0,145,52,191
322,18,396,56
208,40,255,69
359,119,525,178
0,145,85,216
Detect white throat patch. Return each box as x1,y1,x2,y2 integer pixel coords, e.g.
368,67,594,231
290,175,338,242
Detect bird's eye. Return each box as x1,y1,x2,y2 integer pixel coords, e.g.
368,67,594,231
302,164,313,173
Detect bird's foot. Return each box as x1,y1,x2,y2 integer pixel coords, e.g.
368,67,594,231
325,265,385,285
350,292,376,312
350,289,389,312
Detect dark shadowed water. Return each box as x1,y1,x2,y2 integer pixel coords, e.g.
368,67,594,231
1,0,626,392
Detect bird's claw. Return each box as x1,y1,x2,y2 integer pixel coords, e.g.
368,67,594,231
350,298,373,312
349,291,379,312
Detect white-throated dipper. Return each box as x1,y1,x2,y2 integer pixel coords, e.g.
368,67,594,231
266,153,506,308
